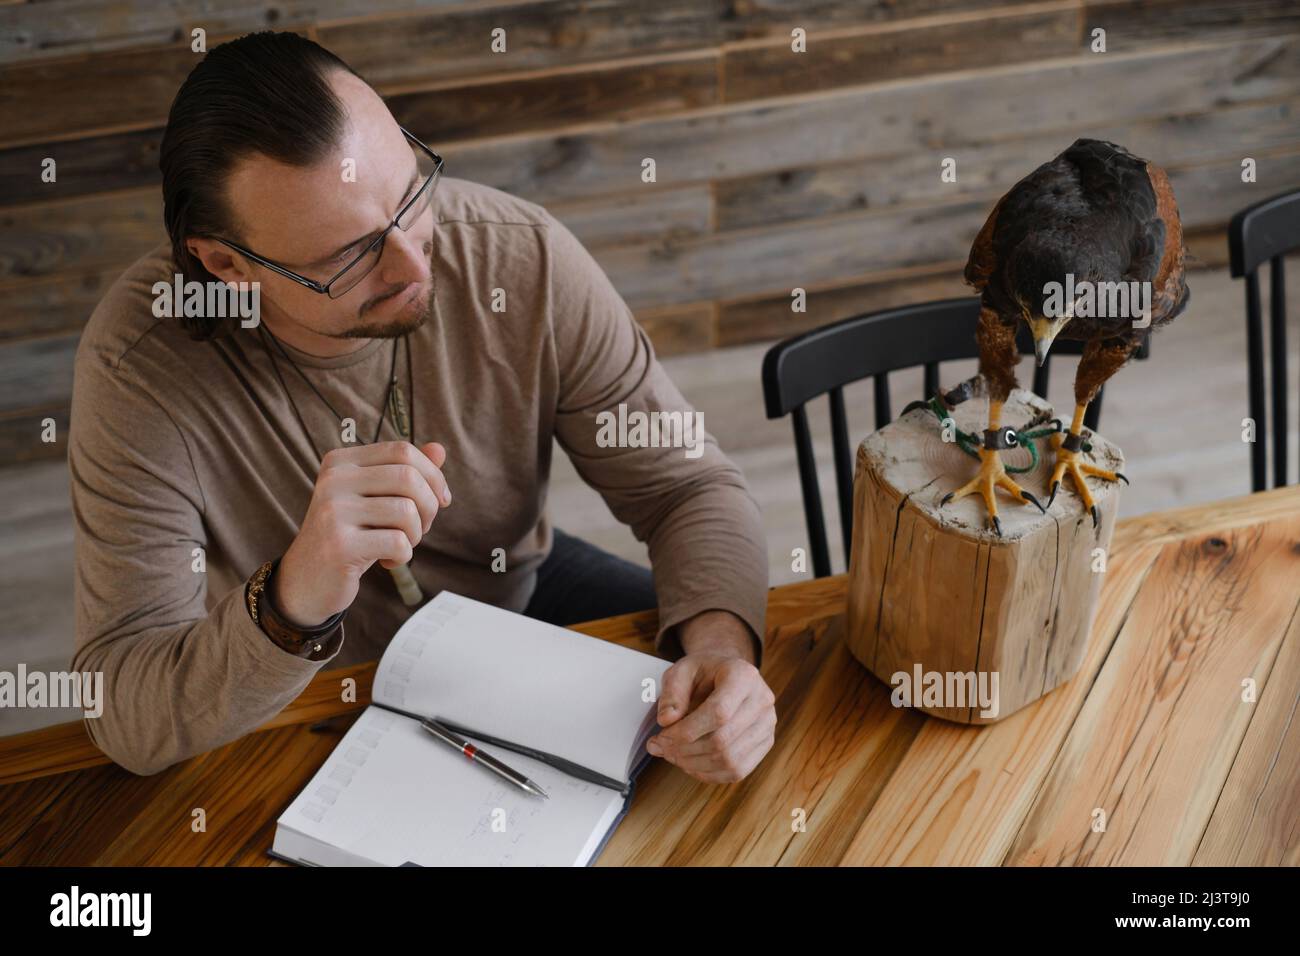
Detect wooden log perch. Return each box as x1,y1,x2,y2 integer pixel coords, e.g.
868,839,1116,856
845,383,1124,724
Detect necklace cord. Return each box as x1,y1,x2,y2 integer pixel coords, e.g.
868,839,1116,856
257,324,408,461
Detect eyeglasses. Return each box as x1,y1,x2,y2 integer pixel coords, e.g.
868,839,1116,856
211,127,443,300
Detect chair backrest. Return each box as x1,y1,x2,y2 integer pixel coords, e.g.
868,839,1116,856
761,296,1152,578
1229,188,1300,492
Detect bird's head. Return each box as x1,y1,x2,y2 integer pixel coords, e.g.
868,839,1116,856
1019,300,1075,368
1009,242,1085,367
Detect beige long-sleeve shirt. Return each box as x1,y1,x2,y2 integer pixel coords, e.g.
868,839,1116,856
68,176,768,776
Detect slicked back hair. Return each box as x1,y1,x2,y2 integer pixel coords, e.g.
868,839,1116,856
159,31,359,339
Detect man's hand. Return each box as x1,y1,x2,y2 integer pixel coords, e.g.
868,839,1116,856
274,441,452,627
645,610,776,784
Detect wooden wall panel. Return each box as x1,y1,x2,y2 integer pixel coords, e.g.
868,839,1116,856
387,52,721,142
1083,0,1300,47
697,0,1049,38
317,1,730,90
0,407,69,465
713,99,1300,231
0,334,78,414
717,266,972,347
0,1,1047,65
637,303,717,356
0,269,117,341
547,185,714,250
595,197,996,311
1,43,216,146
0,189,166,282
2,1,1299,465
723,3,1081,102
0,0,331,62
438,34,1300,204
0,129,161,206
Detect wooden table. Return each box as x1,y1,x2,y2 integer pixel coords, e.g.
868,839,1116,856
3,485,1298,866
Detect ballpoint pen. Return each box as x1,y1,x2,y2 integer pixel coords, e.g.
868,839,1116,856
419,717,548,799
368,699,628,795
434,715,631,795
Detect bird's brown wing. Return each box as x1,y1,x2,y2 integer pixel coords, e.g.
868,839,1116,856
964,194,1006,292
1145,161,1188,322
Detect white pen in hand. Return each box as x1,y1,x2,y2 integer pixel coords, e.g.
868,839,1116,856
420,718,548,799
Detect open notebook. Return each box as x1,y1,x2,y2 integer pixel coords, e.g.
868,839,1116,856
271,590,671,867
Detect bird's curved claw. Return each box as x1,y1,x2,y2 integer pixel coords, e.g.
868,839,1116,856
939,491,954,507
1116,471,1130,485
1090,505,1099,529
1047,480,1060,509
991,515,1002,537
1021,490,1047,514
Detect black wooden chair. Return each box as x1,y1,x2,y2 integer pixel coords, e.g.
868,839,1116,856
1229,188,1300,492
761,297,1152,577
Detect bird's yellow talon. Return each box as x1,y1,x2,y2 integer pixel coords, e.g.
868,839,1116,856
1048,418,1126,520
1020,490,1047,513
1080,462,1121,481
941,445,1036,533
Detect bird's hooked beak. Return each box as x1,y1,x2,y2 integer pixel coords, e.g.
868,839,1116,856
1028,313,1071,367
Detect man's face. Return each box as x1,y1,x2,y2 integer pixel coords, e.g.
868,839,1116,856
210,69,436,340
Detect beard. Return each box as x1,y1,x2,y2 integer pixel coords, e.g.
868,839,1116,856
342,272,435,340
340,235,436,339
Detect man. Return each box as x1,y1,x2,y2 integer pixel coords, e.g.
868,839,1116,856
68,32,775,782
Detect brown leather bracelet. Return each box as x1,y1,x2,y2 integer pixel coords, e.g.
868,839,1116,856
245,558,345,659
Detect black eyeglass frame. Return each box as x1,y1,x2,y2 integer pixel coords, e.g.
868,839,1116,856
208,126,444,299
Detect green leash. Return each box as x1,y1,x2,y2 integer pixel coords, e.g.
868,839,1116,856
915,395,1090,474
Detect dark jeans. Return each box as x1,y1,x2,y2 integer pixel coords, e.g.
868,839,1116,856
523,528,657,627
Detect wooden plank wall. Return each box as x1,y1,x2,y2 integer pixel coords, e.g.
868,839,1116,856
2,0,1299,465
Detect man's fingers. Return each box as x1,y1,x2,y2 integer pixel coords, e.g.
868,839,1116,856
654,664,749,747
350,464,442,532
357,527,414,569
355,496,424,551
662,717,774,782
325,441,452,506
667,695,774,760
323,440,420,467
656,656,701,727
422,441,447,470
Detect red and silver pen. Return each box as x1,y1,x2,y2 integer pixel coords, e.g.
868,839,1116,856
419,717,548,799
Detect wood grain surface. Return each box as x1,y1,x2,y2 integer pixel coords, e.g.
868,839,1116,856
0,483,1296,866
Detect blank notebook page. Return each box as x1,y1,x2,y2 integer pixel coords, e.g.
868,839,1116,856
371,591,670,782
279,706,626,866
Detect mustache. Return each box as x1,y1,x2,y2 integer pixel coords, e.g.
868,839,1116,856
343,282,435,339
360,282,414,315
359,239,435,316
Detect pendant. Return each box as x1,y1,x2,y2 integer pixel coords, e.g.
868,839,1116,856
387,563,423,607
387,378,411,441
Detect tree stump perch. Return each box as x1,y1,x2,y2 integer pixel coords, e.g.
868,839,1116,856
844,384,1124,723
